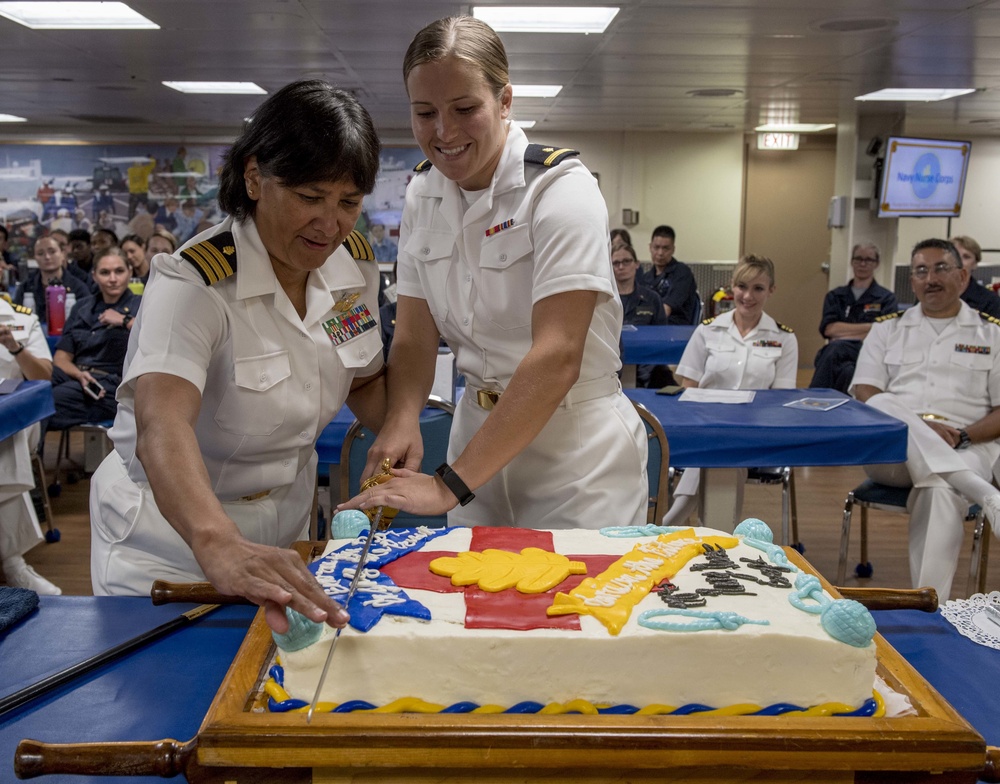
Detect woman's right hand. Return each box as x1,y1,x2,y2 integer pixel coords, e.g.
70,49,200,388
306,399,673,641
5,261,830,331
192,533,349,634
361,416,425,480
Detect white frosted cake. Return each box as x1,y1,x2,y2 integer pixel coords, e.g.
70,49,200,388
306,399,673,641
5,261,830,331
268,520,879,716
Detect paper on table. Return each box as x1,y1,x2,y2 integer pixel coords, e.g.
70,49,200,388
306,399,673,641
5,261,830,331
783,397,848,412
678,388,755,404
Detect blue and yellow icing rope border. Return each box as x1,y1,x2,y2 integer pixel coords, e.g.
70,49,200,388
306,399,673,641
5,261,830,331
264,663,883,718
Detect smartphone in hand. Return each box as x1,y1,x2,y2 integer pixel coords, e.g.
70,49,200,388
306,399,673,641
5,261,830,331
83,380,103,400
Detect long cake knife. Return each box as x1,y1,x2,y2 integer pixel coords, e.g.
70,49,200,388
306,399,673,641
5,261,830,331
306,505,383,724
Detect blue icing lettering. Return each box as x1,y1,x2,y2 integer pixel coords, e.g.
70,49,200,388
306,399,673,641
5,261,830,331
600,524,690,538
638,608,769,632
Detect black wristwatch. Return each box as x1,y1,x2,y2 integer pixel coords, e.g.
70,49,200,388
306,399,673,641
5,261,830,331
956,429,972,450
435,462,475,506
122,314,134,328
8,342,25,356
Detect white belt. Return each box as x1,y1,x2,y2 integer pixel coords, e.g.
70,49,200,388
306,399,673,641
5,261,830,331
467,375,621,411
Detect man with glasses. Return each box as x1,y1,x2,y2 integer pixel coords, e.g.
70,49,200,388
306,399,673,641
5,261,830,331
850,238,1000,600
809,242,897,391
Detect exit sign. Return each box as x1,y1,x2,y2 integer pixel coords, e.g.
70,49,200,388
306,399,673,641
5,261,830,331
757,132,799,150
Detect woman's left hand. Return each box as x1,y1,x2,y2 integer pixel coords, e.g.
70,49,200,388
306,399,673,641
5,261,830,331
335,467,457,518
97,308,126,328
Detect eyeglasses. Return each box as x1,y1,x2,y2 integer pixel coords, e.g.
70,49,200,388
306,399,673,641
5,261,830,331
611,260,635,267
911,262,958,279
851,256,878,265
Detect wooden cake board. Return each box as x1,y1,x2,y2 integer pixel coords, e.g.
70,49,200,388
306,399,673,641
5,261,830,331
187,542,988,784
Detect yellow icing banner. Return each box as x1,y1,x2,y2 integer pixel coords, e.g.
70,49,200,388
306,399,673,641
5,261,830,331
429,547,588,593
547,529,738,635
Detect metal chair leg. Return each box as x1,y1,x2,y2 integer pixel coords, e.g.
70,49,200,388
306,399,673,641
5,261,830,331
838,493,854,585
30,453,60,543
969,516,991,596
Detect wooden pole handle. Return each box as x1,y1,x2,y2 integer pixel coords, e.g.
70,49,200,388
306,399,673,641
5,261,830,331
983,745,1000,784
835,586,938,612
15,738,194,778
150,580,250,606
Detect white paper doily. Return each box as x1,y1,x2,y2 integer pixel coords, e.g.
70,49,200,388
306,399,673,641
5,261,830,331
940,591,1000,650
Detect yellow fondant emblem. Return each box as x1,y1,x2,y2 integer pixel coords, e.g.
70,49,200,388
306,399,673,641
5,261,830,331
429,548,587,593
335,292,361,312
547,529,738,635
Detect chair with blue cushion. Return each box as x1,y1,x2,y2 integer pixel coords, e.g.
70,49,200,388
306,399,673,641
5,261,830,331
632,401,670,523
745,466,801,551
838,478,991,595
338,395,455,533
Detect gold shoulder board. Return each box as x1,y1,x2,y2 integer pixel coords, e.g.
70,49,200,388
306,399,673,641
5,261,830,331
179,231,237,286
342,230,375,262
14,303,32,315
979,311,1000,327
777,322,794,333
701,317,716,325
875,311,902,322
413,159,433,173
524,144,580,167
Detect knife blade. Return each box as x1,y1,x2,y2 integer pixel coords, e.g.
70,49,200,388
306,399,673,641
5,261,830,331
306,505,384,723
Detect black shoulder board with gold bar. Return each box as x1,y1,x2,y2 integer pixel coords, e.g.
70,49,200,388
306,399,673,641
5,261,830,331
524,144,580,167
875,311,901,322
342,230,375,262
979,311,1000,327
413,159,433,173
701,317,716,325
777,322,794,333
180,231,237,286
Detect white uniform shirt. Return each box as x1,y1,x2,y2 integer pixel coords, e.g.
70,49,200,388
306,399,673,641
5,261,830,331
851,302,1000,428
109,217,382,501
396,124,621,390
675,310,798,390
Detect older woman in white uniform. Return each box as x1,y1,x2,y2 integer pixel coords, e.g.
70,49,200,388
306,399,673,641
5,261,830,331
0,295,61,594
661,254,798,530
90,81,386,632
341,16,647,529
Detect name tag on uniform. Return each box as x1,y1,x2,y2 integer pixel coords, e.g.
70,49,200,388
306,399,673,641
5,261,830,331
323,304,377,346
8,324,26,333
863,303,882,312
955,343,990,355
753,340,782,348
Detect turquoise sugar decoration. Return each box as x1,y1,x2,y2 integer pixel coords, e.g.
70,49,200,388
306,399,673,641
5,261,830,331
820,599,877,648
789,573,826,614
733,517,774,544
331,509,372,540
272,607,324,652
638,608,770,632
600,524,690,538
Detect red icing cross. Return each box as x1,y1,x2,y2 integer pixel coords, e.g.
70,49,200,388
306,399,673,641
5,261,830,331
380,528,618,631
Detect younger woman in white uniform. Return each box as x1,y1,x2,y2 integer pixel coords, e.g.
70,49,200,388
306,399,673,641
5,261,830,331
340,16,647,529
661,254,798,529
90,82,386,633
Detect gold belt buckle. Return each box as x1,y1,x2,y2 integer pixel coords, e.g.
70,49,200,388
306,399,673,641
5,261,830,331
919,412,946,422
476,389,501,410
239,489,271,502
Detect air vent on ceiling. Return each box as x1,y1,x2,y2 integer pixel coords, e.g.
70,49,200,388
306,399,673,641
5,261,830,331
96,84,139,92
814,17,897,33
686,89,743,98
69,114,150,124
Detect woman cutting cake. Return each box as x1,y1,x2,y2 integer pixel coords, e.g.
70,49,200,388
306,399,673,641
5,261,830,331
339,16,647,529
89,81,386,633
660,254,798,529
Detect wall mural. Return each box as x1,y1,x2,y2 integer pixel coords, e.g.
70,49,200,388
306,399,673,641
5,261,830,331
0,142,425,268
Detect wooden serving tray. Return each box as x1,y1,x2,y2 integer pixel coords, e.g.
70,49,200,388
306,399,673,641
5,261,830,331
193,543,987,783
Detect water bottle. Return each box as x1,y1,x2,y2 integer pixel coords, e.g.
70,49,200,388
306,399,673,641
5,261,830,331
46,285,66,336
64,289,77,320
22,290,35,313
128,276,145,295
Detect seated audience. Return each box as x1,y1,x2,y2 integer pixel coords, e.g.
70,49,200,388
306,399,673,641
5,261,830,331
66,228,95,277
612,243,671,387
368,223,398,263
952,235,1000,319
146,228,177,261
12,235,91,323
91,227,119,256
639,224,699,325
809,242,897,392
0,292,61,593
121,233,150,285
610,227,632,250
48,248,140,431
661,254,798,529
851,238,1000,600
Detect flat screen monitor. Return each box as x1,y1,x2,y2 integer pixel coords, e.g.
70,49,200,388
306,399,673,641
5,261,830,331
876,136,972,218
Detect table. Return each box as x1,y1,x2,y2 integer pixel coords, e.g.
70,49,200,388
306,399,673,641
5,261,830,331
0,598,994,783
0,379,54,442
619,325,695,387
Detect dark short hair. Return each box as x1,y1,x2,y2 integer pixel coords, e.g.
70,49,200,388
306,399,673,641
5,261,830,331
610,228,632,246
0,224,7,241
611,243,639,263
93,227,119,245
217,80,381,221
93,246,125,269
912,238,962,268
651,225,676,242
67,229,91,243
121,233,146,249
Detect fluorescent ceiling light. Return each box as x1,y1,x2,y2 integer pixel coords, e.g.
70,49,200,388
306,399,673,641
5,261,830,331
163,82,267,95
0,2,158,29
513,119,536,128
0,113,27,122
755,123,835,133
855,88,975,102
474,6,618,33
514,85,562,98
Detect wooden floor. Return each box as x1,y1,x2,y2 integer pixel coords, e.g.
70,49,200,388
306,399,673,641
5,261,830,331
6,427,997,602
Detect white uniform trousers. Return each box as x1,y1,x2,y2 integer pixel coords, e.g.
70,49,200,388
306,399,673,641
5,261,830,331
447,382,647,530
90,451,316,596
0,425,44,562
863,394,1000,599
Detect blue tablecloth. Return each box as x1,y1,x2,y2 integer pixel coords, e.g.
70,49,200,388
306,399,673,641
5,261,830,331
625,387,908,468
0,379,54,442
620,325,695,365
0,598,995,783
